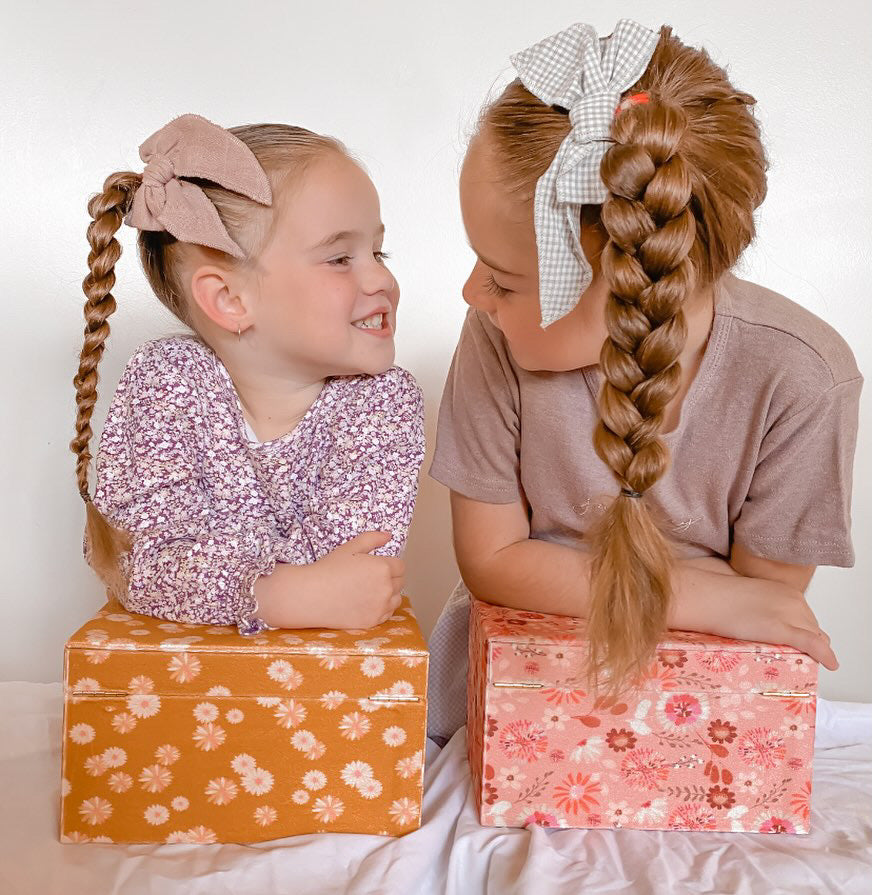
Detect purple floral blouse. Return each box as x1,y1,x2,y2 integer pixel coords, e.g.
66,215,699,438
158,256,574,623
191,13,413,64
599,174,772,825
91,336,425,632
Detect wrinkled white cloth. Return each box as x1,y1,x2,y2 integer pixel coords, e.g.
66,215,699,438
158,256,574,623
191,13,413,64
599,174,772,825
1,682,869,895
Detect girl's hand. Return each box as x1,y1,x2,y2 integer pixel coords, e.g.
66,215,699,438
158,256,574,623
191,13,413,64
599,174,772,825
254,531,405,630
672,564,838,670
312,531,405,628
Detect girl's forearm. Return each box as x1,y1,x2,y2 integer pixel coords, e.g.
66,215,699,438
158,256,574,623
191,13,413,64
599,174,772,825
462,538,595,616
462,537,776,627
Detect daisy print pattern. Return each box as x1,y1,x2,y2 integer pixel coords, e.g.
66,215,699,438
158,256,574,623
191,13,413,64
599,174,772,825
230,754,257,776
110,712,137,734
382,726,407,747
341,761,374,789
167,653,203,684
320,691,347,710
240,767,274,796
61,595,429,842
69,723,96,745
101,747,127,768
254,806,277,827
360,657,385,678
107,772,133,793
339,712,371,740
126,694,161,719
193,722,226,752
79,797,113,826
273,699,307,729
139,764,172,793
312,796,344,824
144,804,170,826
388,798,419,827
205,777,238,806
267,660,303,690
155,744,180,766
302,770,327,791
193,702,219,723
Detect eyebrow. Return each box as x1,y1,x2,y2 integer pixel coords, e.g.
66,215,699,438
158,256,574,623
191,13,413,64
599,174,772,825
311,225,385,251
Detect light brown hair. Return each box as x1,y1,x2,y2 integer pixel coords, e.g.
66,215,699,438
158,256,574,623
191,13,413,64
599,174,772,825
480,26,766,689
71,124,346,598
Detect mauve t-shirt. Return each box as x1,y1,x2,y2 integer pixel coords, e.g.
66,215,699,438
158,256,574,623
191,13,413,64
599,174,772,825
430,273,862,566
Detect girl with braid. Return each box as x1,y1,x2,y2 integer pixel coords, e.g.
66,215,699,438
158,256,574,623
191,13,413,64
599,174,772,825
72,115,424,634
427,21,862,744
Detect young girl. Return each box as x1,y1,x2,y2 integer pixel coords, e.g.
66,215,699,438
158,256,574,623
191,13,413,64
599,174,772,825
428,20,862,743
71,113,425,635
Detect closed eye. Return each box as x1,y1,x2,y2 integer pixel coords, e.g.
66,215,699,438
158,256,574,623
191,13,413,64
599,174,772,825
484,274,510,297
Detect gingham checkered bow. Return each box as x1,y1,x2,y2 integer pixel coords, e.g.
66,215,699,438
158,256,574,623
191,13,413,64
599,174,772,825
510,19,659,326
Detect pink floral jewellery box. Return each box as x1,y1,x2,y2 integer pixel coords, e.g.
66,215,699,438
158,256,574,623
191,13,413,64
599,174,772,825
468,598,817,834
60,597,428,844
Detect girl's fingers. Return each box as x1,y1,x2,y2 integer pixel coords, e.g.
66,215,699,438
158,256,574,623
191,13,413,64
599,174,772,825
382,557,405,577
788,625,838,671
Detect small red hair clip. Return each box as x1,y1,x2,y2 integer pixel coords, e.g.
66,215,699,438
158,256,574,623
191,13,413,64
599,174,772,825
615,91,650,116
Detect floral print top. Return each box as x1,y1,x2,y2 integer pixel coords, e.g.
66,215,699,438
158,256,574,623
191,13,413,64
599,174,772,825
91,336,425,632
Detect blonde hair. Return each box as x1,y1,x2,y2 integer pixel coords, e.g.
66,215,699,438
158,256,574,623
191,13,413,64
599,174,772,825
480,27,766,689
71,124,346,598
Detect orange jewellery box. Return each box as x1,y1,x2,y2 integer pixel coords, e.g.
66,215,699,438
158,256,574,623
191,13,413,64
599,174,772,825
60,597,429,844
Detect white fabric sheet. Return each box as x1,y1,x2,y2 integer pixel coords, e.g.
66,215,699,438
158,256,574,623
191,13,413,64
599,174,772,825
1,683,869,894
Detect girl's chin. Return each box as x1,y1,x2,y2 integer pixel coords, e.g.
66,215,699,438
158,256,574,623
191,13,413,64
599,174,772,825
346,348,396,377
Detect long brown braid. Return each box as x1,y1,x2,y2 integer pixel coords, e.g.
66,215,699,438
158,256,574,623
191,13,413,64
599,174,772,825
71,125,346,598
586,100,697,688
480,27,766,690
72,173,139,597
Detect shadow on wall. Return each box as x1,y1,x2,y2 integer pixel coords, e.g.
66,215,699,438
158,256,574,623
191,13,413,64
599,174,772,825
403,357,460,640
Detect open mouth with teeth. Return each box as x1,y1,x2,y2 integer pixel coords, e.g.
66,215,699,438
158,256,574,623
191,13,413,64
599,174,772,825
352,312,388,331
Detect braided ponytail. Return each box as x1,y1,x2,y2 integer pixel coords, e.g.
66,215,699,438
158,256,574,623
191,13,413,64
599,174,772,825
586,101,696,688
71,173,139,598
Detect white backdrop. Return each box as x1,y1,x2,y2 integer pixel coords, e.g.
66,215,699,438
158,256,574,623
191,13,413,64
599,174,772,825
1,0,869,701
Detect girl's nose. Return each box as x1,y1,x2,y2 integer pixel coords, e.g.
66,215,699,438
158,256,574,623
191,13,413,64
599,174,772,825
462,265,497,313
362,257,397,296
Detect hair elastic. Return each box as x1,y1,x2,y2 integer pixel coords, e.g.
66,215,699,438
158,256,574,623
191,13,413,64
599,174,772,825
615,91,650,116
620,488,644,499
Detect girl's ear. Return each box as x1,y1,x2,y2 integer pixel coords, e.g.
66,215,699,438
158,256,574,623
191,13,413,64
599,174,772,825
189,264,251,334
580,205,608,267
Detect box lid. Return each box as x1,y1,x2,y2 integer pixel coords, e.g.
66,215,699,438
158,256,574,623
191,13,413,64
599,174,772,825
472,599,817,697
65,597,428,701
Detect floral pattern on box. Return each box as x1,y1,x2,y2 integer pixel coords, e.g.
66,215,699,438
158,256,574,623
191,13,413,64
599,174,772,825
61,598,428,844
468,599,816,834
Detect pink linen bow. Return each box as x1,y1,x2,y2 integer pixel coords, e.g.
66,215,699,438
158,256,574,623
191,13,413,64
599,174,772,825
125,113,272,258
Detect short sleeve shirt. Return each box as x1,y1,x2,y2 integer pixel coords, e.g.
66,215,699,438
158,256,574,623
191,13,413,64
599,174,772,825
429,273,862,566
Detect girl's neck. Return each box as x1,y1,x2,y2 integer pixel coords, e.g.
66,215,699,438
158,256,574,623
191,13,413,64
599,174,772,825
215,340,327,443
661,283,716,434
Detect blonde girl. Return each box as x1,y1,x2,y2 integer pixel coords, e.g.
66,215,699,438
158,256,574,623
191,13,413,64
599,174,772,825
427,20,861,742
72,114,424,634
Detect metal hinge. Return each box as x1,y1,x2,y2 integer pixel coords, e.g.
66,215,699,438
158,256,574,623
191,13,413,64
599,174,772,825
368,694,421,702
758,690,814,699
70,690,128,698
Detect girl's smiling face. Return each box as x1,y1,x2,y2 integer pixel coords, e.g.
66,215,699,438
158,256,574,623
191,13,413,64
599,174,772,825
244,151,400,378
459,134,611,372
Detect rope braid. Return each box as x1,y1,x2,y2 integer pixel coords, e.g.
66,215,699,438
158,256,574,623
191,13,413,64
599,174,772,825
586,101,697,690
71,172,139,596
